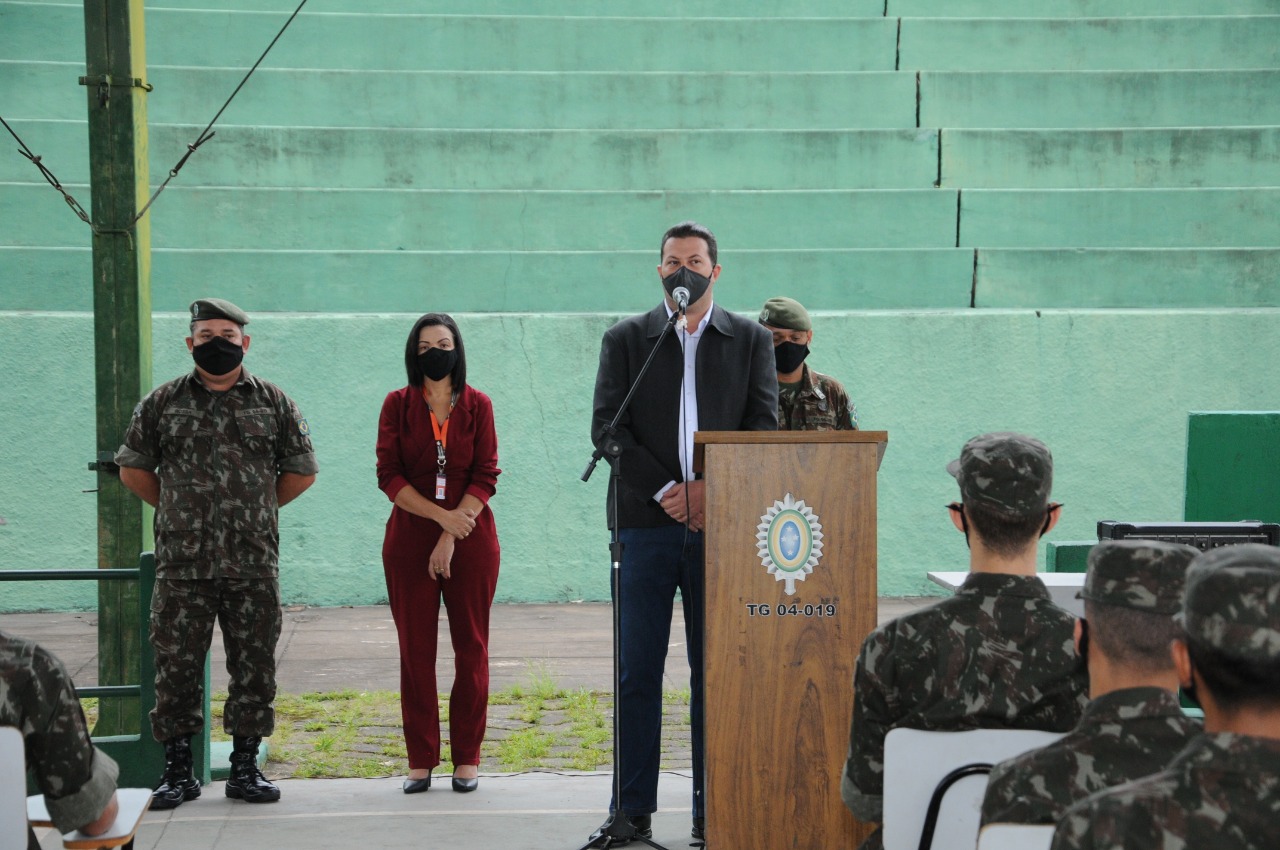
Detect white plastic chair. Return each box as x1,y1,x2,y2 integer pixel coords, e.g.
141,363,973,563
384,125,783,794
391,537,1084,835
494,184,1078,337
1,728,27,850
977,824,1055,850
883,728,1064,850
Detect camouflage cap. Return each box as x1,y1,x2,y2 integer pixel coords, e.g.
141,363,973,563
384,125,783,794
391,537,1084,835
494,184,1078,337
946,431,1053,519
758,297,811,332
1079,539,1199,614
1178,543,1280,663
190,298,249,326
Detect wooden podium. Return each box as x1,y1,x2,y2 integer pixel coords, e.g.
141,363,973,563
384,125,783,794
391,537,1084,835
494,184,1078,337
694,431,887,849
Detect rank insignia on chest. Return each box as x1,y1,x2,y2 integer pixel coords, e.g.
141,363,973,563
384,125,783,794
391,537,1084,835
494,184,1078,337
296,418,310,436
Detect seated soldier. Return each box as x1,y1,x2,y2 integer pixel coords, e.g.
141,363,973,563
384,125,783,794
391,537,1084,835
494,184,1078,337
1052,543,1280,850
841,432,1087,850
980,539,1202,826
1,628,120,850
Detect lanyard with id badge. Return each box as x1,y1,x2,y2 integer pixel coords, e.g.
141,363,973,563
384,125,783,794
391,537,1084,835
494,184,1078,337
425,390,453,500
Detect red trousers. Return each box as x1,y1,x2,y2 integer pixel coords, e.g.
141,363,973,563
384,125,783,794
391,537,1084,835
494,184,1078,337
383,536,499,770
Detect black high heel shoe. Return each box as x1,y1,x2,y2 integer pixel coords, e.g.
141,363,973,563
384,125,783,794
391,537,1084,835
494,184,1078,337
402,771,432,794
451,770,478,793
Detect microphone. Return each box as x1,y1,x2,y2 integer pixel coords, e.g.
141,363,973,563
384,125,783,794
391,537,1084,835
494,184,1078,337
672,286,690,312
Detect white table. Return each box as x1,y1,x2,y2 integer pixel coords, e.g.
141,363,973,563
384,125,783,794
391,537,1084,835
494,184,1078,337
927,572,1085,617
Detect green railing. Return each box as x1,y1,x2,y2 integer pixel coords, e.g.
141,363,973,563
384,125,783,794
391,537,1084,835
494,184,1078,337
1,553,212,787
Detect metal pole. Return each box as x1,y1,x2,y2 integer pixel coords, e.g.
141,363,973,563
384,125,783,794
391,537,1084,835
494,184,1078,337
83,0,152,736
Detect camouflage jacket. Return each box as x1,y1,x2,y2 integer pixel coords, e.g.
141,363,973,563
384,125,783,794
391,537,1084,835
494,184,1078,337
0,630,119,833
778,365,857,431
981,686,1200,827
1052,732,1280,850
116,369,318,579
843,572,1087,847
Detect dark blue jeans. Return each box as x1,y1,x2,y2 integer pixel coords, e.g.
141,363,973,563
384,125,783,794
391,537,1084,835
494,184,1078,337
611,525,705,819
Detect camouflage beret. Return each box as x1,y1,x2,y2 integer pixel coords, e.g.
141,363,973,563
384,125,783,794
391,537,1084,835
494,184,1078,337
1080,539,1199,614
758,297,811,332
1178,543,1280,663
946,432,1053,520
190,298,249,326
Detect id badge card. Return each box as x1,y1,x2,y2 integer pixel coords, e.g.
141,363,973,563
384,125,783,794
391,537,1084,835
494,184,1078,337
434,473,447,500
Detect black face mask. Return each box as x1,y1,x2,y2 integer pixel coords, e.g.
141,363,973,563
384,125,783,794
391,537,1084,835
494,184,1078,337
418,347,458,382
192,336,244,376
774,341,810,374
662,265,712,310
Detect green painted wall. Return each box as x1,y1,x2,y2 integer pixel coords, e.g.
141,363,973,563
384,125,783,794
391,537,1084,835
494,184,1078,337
3,2,1279,612
4,308,1279,611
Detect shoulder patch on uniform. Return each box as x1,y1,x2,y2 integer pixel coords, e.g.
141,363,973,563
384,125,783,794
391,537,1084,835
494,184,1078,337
296,418,310,436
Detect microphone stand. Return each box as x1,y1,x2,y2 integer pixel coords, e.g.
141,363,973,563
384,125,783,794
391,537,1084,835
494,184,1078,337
578,307,682,850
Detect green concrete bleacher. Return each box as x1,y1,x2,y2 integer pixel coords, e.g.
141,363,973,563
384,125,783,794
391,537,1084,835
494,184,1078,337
3,0,1279,317
0,245,978,313
976,249,1280,308
942,128,1280,189
889,0,1280,16
920,70,1280,128
960,188,1280,248
11,6,901,72
899,17,1280,71
0,122,942,191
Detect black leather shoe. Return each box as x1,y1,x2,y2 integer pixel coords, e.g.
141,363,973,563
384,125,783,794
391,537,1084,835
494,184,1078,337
692,816,705,841
588,813,652,846
402,773,432,794
451,774,479,793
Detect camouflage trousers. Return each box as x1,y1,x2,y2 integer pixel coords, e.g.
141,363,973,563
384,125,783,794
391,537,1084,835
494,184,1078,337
148,576,281,742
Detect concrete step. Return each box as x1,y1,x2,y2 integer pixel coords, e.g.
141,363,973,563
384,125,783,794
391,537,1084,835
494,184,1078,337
959,188,1280,248
899,16,1280,71
15,0,885,15
942,127,1280,189
2,185,962,251
11,244,1278,313
6,6,899,72
0,245,977,313
3,62,918,129
10,121,1278,195
976,249,1280,307
921,70,1280,129
889,0,1279,16
0,121,942,190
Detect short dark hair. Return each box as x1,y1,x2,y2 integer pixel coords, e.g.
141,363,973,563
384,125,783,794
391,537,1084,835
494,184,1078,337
404,312,466,389
1084,600,1180,674
660,220,718,267
1185,635,1280,711
963,500,1047,557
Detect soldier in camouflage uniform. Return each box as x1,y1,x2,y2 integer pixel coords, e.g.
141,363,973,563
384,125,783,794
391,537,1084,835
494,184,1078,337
2,629,120,849
842,432,1086,850
1052,543,1280,850
116,298,318,810
980,539,1201,827
758,297,858,431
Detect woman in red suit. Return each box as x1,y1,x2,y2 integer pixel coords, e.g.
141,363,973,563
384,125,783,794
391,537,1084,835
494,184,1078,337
376,313,500,795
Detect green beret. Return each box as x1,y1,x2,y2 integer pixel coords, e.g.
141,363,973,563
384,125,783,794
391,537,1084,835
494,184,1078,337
758,297,811,332
1080,539,1199,614
190,298,249,326
1178,543,1280,662
946,431,1053,520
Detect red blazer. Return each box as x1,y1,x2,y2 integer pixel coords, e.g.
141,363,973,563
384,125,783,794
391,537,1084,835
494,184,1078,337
377,384,500,563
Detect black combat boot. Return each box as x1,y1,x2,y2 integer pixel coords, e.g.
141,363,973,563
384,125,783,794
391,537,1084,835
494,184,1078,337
224,735,280,803
151,734,201,810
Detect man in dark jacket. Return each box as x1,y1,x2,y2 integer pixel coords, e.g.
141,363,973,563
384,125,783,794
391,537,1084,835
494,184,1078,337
589,221,777,844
